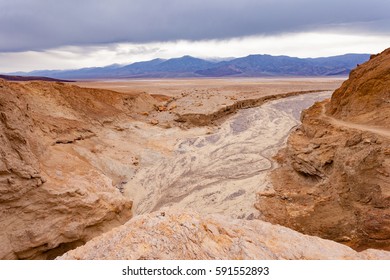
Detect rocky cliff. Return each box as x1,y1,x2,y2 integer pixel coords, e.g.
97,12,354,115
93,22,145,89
0,80,140,259
329,48,390,127
256,48,390,251
58,210,390,260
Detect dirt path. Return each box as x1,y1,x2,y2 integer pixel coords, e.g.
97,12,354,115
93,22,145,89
321,104,390,138
124,91,333,219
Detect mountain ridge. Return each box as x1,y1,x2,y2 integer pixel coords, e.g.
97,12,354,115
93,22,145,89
0,74,73,82
8,53,370,79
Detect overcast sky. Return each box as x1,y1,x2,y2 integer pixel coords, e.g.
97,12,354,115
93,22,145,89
1,0,389,72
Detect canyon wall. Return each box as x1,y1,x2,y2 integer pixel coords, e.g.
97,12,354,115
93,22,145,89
329,48,390,127
0,80,139,259
256,48,390,251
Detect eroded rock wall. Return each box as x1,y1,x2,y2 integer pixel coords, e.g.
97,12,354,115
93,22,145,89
256,49,390,251
0,80,134,259
329,48,390,127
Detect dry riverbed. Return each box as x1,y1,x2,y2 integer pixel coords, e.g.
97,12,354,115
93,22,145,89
124,91,333,218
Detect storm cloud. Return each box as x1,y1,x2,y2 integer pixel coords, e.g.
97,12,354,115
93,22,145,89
0,0,389,52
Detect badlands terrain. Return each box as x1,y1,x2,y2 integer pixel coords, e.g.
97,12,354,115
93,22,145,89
1,50,390,260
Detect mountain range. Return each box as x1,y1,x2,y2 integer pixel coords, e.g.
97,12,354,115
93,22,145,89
10,53,371,79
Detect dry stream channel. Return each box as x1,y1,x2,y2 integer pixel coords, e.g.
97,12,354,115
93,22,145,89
125,91,332,219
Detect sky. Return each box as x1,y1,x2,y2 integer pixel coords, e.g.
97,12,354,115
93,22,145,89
0,0,389,72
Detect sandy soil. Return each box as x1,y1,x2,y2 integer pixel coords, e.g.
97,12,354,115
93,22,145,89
74,77,343,98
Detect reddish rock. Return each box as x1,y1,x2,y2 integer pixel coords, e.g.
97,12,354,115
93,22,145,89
329,48,390,128
158,106,168,112
150,119,159,125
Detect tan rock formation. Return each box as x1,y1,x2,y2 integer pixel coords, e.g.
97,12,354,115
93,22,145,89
58,211,390,260
0,80,136,259
256,48,390,251
329,48,390,127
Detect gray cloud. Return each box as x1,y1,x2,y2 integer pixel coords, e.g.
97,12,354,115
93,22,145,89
0,0,389,52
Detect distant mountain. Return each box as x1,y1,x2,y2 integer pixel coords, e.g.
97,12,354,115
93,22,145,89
10,54,370,79
0,74,73,82
196,54,370,77
155,55,215,72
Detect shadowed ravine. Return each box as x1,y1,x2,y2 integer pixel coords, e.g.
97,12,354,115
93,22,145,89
125,91,332,218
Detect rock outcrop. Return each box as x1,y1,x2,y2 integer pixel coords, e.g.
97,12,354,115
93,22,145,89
329,48,390,127
0,80,140,259
256,48,390,251
58,211,390,260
